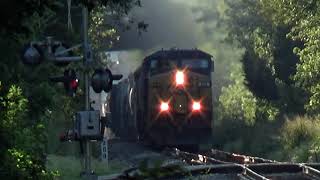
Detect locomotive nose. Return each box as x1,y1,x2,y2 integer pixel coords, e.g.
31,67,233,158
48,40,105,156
173,93,188,114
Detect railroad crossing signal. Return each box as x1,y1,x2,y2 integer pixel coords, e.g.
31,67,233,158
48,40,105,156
75,111,101,139
91,68,123,93
21,44,44,66
59,110,102,142
52,43,73,66
50,69,79,96
21,37,82,66
20,4,118,178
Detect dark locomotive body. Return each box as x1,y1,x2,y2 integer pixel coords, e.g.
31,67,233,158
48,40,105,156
110,49,214,146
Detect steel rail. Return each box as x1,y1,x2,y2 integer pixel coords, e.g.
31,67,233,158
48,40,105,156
203,149,278,164
164,148,320,180
166,148,270,179
98,148,320,180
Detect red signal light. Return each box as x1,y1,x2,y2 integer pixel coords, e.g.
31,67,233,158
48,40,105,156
175,71,184,86
70,79,79,89
160,102,169,112
50,69,79,97
192,101,201,111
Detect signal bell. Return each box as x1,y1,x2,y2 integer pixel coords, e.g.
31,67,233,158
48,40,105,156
91,68,123,93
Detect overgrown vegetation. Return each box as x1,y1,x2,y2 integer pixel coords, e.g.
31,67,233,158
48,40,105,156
0,0,139,179
279,116,320,162
210,0,320,162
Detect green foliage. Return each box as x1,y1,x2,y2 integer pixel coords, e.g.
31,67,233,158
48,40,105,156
0,84,58,179
89,6,118,51
281,116,317,150
89,6,120,69
1,86,27,130
0,0,141,178
213,0,318,160
223,0,304,115
256,100,279,122
5,149,59,180
219,63,257,125
135,159,186,179
307,84,320,113
280,116,320,162
257,0,320,114
212,114,281,156
221,0,320,163
218,62,280,126
0,1,79,178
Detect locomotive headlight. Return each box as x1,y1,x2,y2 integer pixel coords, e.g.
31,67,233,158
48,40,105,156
160,102,169,112
175,71,185,86
192,101,201,111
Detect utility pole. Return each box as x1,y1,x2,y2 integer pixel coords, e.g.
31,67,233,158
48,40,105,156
82,4,92,178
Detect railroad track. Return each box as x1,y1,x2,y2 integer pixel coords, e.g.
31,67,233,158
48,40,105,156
166,148,278,165
99,147,320,180
164,148,320,180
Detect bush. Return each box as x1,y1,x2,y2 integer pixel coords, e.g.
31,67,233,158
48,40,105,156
0,84,58,180
280,116,320,162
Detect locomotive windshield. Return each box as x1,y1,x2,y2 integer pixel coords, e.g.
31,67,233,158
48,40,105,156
181,59,209,69
149,59,178,75
149,58,211,76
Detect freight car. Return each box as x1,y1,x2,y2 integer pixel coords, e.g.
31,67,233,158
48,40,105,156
110,49,214,147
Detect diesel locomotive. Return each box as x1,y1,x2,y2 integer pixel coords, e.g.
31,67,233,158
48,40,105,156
110,49,214,147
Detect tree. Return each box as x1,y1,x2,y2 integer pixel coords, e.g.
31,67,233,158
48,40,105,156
223,0,305,115
0,83,59,179
260,0,320,114
219,63,257,125
0,1,62,179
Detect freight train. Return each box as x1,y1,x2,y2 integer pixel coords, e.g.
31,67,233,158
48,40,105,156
110,49,214,147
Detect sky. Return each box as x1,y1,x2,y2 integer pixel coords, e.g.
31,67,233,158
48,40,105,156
108,0,225,75
111,0,218,51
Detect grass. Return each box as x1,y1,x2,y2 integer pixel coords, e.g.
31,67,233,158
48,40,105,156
46,154,127,180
